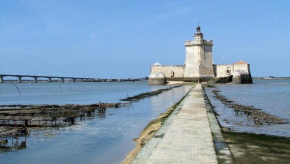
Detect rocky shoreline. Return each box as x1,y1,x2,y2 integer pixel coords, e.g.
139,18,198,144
212,89,288,126
120,85,181,101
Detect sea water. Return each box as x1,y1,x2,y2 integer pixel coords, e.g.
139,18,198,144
206,79,290,137
0,81,170,105
0,81,192,164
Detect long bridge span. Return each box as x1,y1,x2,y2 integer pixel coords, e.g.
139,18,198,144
0,74,96,83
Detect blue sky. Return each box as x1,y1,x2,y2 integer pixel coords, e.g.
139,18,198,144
0,0,289,78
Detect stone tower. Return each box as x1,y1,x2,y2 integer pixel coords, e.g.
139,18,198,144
184,24,215,81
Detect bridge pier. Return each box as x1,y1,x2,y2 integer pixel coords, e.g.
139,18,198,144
0,76,3,83
18,77,22,83
48,78,52,83
34,77,38,83
73,79,76,82
61,78,64,83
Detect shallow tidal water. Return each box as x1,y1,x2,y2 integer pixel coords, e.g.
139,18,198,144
0,81,192,164
206,79,290,137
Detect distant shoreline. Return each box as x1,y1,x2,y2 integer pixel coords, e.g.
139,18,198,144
0,79,148,83
253,77,290,80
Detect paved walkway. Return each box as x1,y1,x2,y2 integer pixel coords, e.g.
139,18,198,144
132,84,218,164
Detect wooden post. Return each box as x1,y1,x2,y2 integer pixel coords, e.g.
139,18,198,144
25,120,28,127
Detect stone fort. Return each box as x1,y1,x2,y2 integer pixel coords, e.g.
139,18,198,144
149,25,252,85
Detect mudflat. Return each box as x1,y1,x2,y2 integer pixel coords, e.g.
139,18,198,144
223,132,290,164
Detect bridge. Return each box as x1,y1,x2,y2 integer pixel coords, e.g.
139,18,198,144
0,74,96,83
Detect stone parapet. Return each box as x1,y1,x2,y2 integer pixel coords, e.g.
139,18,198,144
185,40,213,46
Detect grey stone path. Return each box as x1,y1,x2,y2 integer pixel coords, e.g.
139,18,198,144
132,84,218,164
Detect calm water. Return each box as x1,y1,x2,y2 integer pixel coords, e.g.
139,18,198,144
0,81,192,164
0,81,170,105
206,79,290,137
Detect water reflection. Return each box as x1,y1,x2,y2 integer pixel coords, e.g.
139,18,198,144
0,136,27,153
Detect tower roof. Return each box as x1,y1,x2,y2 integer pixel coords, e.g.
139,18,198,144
196,22,201,32
153,62,161,66
194,23,203,37
233,60,248,65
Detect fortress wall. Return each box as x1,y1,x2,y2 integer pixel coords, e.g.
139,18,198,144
199,45,214,77
148,26,253,84
184,46,198,77
233,64,252,84
199,66,215,77
215,64,252,84
203,46,213,67
151,65,184,78
214,65,234,77
233,64,250,74
184,40,214,78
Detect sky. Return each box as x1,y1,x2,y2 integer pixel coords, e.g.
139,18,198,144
0,0,289,78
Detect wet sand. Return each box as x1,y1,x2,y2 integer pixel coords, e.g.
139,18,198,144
223,132,290,164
